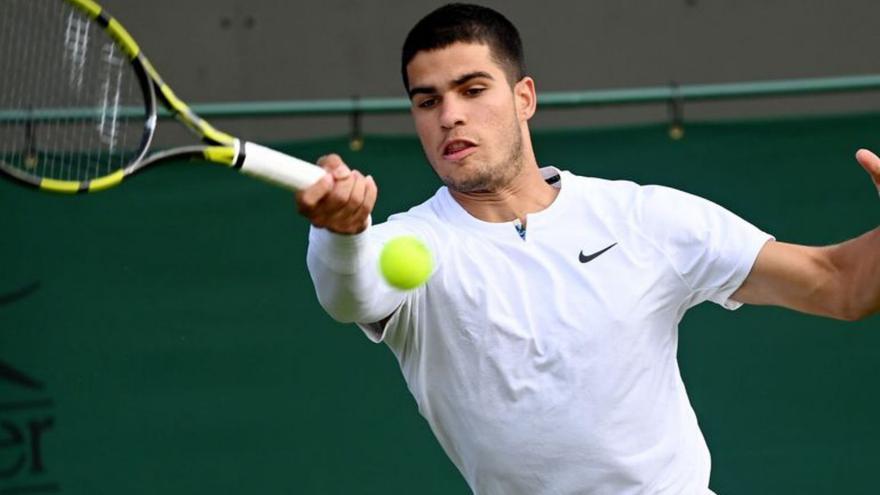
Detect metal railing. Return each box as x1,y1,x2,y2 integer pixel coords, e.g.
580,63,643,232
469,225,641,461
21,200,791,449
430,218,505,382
1,74,879,122
189,74,880,118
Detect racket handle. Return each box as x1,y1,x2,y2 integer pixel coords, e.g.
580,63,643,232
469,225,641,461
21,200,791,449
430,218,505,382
239,142,326,191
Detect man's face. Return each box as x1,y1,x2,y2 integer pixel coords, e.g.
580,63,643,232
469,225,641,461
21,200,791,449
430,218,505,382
406,42,533,193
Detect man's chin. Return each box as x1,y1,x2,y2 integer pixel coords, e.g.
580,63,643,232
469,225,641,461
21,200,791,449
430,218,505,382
443,173,497,194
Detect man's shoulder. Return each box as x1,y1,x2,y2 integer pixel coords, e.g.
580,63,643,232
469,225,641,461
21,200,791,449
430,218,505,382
561,170,644,204
563,171,701,208
568,172,631,186
559,171,727,234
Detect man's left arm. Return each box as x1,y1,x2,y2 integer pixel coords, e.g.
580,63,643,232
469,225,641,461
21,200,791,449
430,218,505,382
732,149,880,321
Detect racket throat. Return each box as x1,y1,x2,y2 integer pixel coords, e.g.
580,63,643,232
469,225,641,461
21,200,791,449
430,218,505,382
200,140,241,168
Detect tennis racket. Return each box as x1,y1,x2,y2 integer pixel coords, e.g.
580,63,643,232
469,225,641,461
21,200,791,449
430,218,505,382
0,0,326,194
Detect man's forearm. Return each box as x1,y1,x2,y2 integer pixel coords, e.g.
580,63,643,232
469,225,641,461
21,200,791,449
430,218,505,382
825,226,880,320
307,226,406,324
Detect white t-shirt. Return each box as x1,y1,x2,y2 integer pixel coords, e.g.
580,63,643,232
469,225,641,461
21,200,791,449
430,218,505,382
307,168,772,495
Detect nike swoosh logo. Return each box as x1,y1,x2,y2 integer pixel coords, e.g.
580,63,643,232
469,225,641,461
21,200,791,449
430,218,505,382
579,243,617,263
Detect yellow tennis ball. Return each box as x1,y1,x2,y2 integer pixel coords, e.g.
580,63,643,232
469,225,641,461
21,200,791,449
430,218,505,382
379,236,434,290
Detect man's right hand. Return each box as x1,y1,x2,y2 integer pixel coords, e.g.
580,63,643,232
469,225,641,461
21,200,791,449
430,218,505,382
295,154,378,235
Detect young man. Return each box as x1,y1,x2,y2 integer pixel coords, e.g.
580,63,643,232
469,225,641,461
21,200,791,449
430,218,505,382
297,4,880,494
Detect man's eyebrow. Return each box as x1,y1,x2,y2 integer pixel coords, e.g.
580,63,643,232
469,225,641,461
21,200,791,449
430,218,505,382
408,85,437,99
453,71,494,86
408,71,495,99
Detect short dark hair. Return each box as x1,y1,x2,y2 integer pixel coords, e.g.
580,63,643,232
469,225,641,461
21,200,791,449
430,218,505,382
401,3,526,91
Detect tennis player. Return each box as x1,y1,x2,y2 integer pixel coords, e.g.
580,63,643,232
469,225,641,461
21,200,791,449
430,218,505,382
297,4,880,494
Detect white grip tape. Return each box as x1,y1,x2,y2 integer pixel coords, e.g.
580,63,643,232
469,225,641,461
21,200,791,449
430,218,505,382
239,142,326,191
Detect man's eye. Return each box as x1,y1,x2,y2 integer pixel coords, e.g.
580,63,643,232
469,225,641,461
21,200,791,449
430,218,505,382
465,87,486,96
417,98,438,109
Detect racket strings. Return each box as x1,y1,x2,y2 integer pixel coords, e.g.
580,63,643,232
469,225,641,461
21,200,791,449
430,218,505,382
0,0,148,183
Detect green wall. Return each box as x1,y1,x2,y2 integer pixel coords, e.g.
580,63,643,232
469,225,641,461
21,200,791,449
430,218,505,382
2,113,878,494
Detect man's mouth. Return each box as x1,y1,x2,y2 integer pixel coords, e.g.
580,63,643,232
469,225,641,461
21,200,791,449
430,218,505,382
442,139,477,161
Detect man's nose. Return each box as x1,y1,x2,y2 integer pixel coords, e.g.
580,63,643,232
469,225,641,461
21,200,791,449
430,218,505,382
439,96,466,129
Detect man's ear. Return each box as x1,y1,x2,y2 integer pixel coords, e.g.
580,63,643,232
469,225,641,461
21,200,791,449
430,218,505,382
515,76,537,121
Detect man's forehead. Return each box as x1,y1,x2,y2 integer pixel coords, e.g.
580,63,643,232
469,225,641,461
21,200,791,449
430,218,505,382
406,42,503,86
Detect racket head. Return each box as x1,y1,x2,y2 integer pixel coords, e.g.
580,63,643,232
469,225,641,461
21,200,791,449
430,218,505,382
0,0,160,193
2,0,320,194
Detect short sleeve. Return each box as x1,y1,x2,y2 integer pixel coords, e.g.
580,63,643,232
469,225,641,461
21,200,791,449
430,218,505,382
635,185,773,310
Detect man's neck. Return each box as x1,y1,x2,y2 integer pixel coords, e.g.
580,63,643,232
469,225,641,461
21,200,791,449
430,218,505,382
449,164,559,224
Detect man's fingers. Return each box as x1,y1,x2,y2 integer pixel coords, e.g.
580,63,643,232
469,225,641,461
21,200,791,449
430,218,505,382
856,149,880,193
295,153,377,233
316,154,342,170
340,171,369,218
363,175,378,214
296,173,334,212
308,171,357,229
317,154,352,180
332,174,378,232
323,171,357,210
322,172,362,222
856,149,880,177
355,175,378,230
